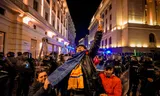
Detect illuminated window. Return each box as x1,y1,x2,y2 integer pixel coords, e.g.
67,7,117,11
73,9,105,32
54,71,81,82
149,33,156,43
33,0,38,11
0,7,5,15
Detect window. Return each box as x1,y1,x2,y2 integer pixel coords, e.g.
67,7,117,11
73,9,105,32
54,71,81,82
105,39,107,45
45,12,48,21
105,9,107,15
110,24,112,31
155,0,158,6
145,10,147,16
33,25,36,29
63,18,66,27
102,40,104,47
109,37,112,45
52,15,55,27
106,26,107,33
109,4,112,10
106,19,108,24
0,7,5,15
46,0,50,4
149,33,155,43
145,0,147,5
52,1,56,12
52,20,55,28
58,10,60,19
61,14,63,23
101,14,104,18
33,0,38,11
31,39,37,58
61,26,63,35
0,32,4,52
45,32,47,35
110,14,112,20
57,20,59,31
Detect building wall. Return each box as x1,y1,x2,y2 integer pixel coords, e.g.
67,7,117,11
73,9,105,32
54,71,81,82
68,15,76,52
0,0,74,58
88,0,160,53
128,24,160,47
88,22,98,48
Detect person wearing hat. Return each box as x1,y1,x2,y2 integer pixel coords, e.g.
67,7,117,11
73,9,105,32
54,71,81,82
99,63,122,96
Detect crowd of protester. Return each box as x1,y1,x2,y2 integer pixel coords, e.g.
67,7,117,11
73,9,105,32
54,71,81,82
0,51,160,96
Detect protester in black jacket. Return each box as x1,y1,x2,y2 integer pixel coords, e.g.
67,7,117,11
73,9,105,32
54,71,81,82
28,69,56,96
48,17,105,96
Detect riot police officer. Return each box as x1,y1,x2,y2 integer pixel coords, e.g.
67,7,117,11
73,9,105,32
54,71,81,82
128,56,140,96
139,57,155,96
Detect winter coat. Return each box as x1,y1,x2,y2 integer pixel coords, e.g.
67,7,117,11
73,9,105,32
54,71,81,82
99,73,122,96
48,31,104,96
28,81,56,96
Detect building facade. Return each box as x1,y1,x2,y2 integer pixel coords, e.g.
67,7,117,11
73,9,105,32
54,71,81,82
67,15,76,53
88,0,160,53
0,0,75,58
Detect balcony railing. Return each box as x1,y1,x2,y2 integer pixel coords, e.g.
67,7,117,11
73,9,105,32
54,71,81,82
10,0,28,11
149,42,156,48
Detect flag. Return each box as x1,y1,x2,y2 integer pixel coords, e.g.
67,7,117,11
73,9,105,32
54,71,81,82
48,51,86,86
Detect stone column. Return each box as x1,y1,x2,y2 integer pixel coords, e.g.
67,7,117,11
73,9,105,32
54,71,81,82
147,0,157,25
156,0,160,24
49,0,53,24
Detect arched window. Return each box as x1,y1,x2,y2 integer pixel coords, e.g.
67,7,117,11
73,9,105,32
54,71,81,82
149,33,155,43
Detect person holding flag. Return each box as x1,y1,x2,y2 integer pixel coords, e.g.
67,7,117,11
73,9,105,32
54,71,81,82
48,16,105,96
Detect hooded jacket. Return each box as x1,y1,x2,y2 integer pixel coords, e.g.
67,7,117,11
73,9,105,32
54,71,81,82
99,73,122,96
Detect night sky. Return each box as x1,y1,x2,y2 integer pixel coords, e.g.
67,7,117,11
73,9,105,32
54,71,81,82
66,0,102,45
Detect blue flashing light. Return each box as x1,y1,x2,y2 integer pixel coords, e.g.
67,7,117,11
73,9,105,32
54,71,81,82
106,50,111,54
